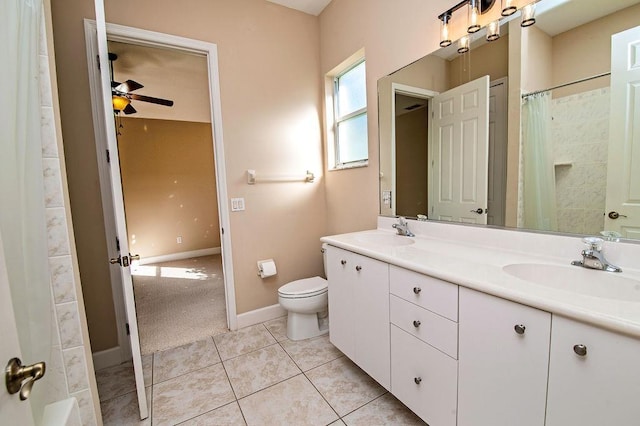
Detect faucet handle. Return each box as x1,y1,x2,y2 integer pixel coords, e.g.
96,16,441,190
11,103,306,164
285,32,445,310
582,237,603,251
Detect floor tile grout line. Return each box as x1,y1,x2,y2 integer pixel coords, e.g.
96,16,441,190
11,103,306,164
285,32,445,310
299,368,342,422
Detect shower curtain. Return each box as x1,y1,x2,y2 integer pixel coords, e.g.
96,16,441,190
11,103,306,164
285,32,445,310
0,0,56,419
520,92,558,231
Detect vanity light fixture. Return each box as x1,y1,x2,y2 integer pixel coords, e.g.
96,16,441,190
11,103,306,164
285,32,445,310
440,12,452,47
521,3,536,27
458,35,470,54
501,0,517,16
486,20,500,41
467,0,481,33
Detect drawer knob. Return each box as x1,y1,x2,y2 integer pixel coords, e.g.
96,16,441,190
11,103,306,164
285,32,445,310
413,287,422,295
573,344,587,357
514,324,526,335
413,320,421,328
355,265,362,272
340,260,346,265
414,377,422,385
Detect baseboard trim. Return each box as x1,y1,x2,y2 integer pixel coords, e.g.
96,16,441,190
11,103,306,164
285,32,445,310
92,346,122,370
137,247,221,265
236,304,286,329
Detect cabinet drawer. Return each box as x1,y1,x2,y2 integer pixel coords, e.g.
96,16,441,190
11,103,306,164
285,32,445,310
391,325,458,426
390,266,458,321
390,295,458,359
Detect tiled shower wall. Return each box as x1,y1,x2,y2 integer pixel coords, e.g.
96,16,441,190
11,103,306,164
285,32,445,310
552,87,610,235
40,10,98,426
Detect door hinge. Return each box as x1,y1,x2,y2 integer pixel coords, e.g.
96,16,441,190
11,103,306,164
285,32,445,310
125,323,130,335
115,236,120,252
96,55,100,70
221,227,224,235
106,149,110,163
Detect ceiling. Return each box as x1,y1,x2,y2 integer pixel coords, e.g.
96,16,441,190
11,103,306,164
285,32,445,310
109,41,211,123
265,0,332,15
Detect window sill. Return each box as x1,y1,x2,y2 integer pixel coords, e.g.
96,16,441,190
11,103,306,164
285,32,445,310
329,160,369,171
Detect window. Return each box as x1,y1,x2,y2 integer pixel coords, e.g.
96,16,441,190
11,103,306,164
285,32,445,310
333,59,367,167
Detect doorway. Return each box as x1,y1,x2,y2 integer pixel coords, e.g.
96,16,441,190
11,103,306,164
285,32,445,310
109,40,228,353
84,21,237,363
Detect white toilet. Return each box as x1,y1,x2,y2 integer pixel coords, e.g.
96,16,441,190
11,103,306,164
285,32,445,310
277,245,329,341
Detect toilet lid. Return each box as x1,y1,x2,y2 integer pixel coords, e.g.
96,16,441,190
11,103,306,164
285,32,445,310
278,276,327,298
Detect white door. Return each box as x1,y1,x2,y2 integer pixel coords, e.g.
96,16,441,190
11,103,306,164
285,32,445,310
0,236,35,426
605,25,640,239
93,0,148,419
431,76,490,223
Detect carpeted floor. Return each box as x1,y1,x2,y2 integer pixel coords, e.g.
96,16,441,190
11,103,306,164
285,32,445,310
131,255,228,355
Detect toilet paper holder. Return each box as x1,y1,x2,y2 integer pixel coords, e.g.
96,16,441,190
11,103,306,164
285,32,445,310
257,259,277,278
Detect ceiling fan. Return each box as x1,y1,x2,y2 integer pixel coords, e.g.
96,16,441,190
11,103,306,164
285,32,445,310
109,52,174,115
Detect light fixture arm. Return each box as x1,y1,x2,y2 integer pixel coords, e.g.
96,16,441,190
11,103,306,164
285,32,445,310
437,0,495,21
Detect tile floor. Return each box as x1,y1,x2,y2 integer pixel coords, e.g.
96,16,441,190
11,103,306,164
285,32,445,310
97,317,426,425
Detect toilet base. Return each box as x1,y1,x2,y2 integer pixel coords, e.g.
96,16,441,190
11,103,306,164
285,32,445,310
286,311,329,341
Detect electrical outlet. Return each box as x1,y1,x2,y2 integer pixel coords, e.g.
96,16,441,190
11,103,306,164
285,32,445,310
231,197,245,212
176,236,183,244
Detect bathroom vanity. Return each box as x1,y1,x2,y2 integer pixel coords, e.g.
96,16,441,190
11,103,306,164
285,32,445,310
321,220,640,426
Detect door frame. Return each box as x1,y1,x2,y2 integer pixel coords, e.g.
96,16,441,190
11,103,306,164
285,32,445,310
390,83,439,216
84,21,237,365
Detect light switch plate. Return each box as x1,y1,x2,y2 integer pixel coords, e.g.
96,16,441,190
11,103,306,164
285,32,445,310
231,197,245,212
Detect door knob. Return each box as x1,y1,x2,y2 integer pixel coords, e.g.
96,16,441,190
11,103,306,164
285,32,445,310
5,357,46,401
470,208,485,214
129,253,140,261
608,211,627,220
109,256,122,265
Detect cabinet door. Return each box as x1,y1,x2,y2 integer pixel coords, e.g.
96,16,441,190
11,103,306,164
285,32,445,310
391,325,458,426
458,288,551,426
353,254,390,389
326,247,355,360
546,316,640,426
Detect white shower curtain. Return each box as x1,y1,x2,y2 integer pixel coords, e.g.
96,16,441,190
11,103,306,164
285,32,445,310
521,92,558,231
0,0,55,419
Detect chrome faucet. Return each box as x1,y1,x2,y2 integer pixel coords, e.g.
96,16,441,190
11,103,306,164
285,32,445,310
392,217,415,237
571,237,622,273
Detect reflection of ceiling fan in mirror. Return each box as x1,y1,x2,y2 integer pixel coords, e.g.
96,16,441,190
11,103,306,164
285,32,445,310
108,52,174,115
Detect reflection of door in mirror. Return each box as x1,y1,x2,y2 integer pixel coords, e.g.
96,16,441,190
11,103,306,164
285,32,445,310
605,25,640,240
488,78,508,226
431,76,490,224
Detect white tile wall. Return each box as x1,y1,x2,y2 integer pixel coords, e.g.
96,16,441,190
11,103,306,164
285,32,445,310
552,88,610,235
39,10,98,425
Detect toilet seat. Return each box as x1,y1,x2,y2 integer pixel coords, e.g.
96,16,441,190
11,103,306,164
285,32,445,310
278,276,327,299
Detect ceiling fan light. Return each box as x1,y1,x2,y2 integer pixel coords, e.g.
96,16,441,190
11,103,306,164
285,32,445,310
112,95,130,112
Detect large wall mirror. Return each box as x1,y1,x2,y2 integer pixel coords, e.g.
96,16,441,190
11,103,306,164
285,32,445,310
378,0,640,241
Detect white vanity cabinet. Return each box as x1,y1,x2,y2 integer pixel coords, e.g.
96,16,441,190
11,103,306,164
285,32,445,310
457,288,551,426
545,316,640,426
325,246,390,389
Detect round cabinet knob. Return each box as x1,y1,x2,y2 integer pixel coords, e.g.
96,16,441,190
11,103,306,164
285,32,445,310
340,260,346,265
414,377,422,385
413,320,421,328
355,265,362,272
573,344,588,357
413,287,422,295
514,324,526,335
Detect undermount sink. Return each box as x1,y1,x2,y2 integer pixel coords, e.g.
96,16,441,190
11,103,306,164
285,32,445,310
354,232,415,247
503,263,640,302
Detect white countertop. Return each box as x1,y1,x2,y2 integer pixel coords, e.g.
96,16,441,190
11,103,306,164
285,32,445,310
321,226,640,338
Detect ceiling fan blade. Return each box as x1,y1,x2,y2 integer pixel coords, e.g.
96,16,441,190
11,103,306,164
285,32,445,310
115,79,144,93
123,104,137,115
111,80,121,88
129,93,174,107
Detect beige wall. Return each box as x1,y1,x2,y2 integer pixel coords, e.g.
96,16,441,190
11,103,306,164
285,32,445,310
118,118,220,258
552,3,640,98
51,0,326,350
320,0,447,233
449,35,509,88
